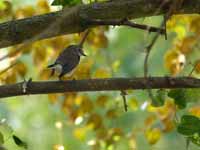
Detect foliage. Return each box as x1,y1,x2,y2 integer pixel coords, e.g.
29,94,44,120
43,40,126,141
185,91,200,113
0,0,199,150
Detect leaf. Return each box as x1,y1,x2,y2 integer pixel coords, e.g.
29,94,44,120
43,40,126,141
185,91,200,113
12,135,27,149
73,127,88,141
51,0,82,6
93,68,111,78
0,132,4,145
96,95,109,107
168,89,187,109
145,128,161,145
87,113,102,130
185,89,200,102
177,115,200,136
188,133,200,146
151,89,166,107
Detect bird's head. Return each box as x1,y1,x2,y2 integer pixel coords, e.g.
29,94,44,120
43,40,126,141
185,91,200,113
69,45,86,56
77,47,86,56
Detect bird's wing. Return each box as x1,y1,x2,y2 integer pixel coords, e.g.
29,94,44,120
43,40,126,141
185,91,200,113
58,54,80,76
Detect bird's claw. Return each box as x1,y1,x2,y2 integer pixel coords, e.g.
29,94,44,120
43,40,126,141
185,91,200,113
22,78,32,93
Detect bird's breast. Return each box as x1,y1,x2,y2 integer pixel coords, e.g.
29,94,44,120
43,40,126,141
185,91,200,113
53,64,63,75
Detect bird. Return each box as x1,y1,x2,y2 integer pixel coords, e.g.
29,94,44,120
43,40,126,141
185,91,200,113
47,44,86,80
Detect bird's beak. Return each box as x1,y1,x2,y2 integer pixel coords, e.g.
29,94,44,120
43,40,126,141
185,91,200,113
80,50,87,56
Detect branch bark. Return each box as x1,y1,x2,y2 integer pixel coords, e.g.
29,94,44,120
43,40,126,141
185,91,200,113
0,0,200,48
0,77,200,98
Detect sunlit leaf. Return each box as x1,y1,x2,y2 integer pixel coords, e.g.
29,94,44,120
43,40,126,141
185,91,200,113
128,97,138,111
164,50,186,75
189,106,200,118
36,0,50,14
93,68,111,78
145,128,161,145
73,127,88,141
15,5,35,19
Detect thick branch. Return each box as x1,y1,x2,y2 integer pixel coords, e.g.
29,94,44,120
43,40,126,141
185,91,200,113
0,77,200,98
0,0,200,48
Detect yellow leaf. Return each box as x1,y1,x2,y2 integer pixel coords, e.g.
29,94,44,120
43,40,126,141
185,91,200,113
93,68,111,78
74,59,93,79
36,0,50,14
145,128,161,145
48,94,59,104
73,127,88,141
189,106,200,118
177,36,197,54
128,97,138,111
112,60,120,72
174,26,186,39
164,49,186,75
106,109,118,119
15,62,27,77
144,115,156,127
190,15,200,33
194,60,200,74
162,119,175,132
96,95,109,107
79,95,93,114
15,6,36,19
87,113,102,130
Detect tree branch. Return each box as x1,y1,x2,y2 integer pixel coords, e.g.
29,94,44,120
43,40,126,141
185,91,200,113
0,77,200,98
0,0,200,48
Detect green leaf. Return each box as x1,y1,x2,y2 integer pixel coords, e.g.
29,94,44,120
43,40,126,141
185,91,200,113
12,135,27,149
168,89,187,109
188,133,200,146
177,115,200,136
51,0,82,6
0,132,4,145
185,89,200,102
151,89,165,107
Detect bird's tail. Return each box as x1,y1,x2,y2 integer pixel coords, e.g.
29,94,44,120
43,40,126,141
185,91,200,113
47,64,55,68
47,64,55,76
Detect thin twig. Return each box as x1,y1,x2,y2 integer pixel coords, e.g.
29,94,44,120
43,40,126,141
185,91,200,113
79,29,90,48
86,19,165,35
144,0,184,104
120,90,128,112
188,63,197,77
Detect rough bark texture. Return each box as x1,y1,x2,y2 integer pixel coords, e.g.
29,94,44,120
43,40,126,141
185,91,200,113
0,0,200,48
0,77,199,98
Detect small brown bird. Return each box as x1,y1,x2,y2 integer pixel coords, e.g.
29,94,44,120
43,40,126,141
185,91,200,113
47,45,86,80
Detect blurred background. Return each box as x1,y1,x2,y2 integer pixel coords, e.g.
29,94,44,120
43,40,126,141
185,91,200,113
0,0,199,149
